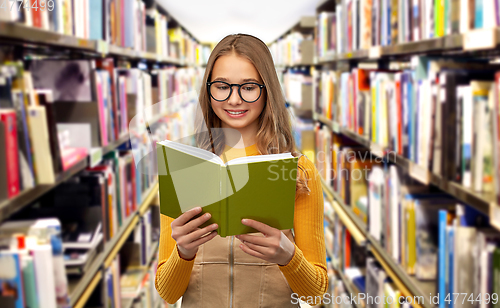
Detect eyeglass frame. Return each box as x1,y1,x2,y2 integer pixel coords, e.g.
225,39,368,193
206,80,266,103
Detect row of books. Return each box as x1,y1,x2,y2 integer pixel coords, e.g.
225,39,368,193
0,218,71,308
269,32,313,67
316,129,500,307
324,200,412,308
312,58,500,196
325,260,354,308
0,58,203,203
2,0,149,50
0,159,159,308
0,0,209,64
316,0,500,57
81,204,160,308
116,205,160,304
282,68,313,108
292,116,315,158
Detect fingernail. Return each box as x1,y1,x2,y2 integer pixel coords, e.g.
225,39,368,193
212,224,218,229
242,219,247,223
205,213,211,218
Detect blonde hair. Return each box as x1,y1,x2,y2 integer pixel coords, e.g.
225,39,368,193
195,34,309,193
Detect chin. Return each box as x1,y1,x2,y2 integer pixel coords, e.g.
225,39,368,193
222,119,252,129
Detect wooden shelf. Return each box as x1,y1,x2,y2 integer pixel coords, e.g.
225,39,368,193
317,30,500,63
69,182,159,307
314,115,494,216
0,21,186,65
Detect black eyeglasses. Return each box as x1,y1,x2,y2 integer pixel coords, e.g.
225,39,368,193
207,81,265,103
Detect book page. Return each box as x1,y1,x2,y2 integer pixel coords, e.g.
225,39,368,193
158,145,223,213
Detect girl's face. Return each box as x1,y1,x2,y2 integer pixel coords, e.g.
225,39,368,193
209,53,266,132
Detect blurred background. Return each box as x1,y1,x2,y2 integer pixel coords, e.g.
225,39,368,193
1,0,500,308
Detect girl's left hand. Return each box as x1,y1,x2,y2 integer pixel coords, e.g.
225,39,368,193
235,219,295,266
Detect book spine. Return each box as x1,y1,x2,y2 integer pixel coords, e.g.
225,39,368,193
95,71,108,146
88,0,103,40
447,226,455,308
495,74,500,204
438,210,447,308
0,111,20,198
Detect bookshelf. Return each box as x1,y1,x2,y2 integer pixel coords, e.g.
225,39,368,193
120,240,160,308
314,113,495,218
283,0,500,307
314,30,500,64
321,177,434,308
0,21,192,66
69,183,158,308
0,133,129,221
0,2,205,308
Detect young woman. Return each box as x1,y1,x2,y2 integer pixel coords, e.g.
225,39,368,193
155,34,328,307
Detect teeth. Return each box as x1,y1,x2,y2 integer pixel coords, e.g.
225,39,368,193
227,110,246,115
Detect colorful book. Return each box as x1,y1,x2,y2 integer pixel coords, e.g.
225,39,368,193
0,110,20,198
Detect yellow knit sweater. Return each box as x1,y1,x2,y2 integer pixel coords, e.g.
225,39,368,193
155,144,328,304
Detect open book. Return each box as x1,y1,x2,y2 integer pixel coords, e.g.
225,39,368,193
156,140,299,237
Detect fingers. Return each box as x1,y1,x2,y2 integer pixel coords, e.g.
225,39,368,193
183,212,212,233
239,241,266,259
241,219,279,236
172,207,202,226
236,234,268,247
187,230,218,249
183,223,218,245
239,240,270,255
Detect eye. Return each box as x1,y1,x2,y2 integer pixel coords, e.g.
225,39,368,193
243,85,257,91
217,86,229,90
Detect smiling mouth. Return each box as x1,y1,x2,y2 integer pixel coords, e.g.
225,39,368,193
225,110,248,115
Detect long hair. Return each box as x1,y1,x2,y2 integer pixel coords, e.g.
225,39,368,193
195,33,310,193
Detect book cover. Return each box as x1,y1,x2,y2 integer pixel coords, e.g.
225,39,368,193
0,252,24,308
11,89,35,191
30,60,92,102
157,140,298,237
37,90,63,175
27,105,56,184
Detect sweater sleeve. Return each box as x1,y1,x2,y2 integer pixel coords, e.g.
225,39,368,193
278,155,329,304
154,214,195,304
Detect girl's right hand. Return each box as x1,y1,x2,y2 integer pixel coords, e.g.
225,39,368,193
170,207,218,260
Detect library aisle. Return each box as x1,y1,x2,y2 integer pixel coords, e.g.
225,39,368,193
1,0,500,308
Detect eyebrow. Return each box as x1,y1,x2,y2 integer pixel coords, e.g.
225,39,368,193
212,77,262,83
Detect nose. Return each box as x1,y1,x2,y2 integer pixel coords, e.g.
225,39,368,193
227,85,242,106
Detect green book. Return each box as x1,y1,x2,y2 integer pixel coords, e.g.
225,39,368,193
157,140,299,237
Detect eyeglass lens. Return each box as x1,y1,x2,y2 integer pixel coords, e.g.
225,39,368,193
210,81,262,102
